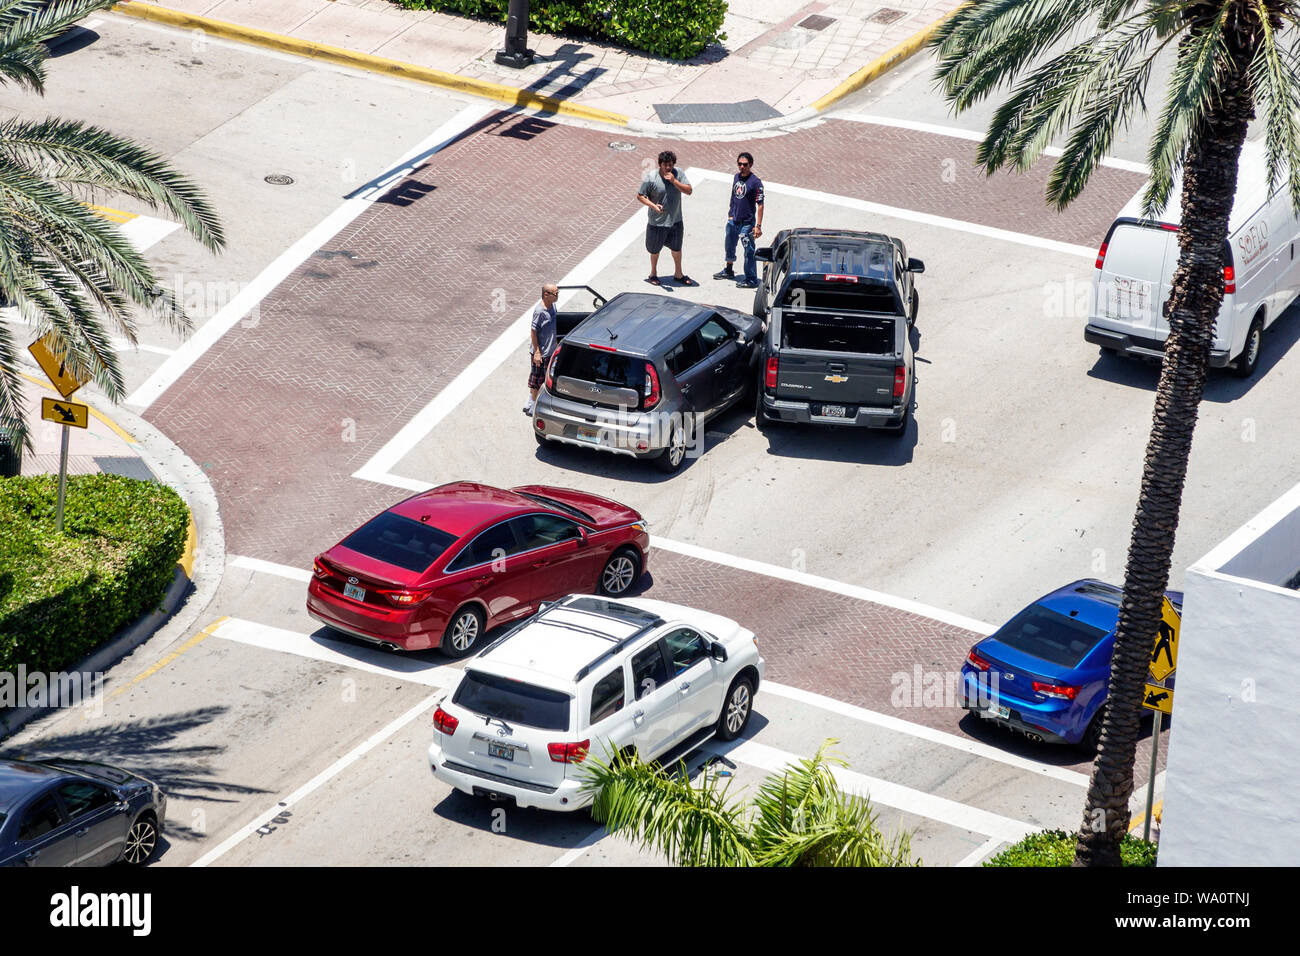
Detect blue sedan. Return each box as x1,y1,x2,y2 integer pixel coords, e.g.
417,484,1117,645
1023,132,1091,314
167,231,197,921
960,579,1181,750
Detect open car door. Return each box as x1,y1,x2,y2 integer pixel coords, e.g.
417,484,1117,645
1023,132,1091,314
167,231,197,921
554,285,606,341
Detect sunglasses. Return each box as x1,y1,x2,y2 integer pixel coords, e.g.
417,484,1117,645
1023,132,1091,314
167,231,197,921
737,160,751,167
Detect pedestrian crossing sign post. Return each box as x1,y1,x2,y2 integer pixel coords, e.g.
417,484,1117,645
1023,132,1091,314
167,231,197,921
28,335,89,534
1142,596,1181,841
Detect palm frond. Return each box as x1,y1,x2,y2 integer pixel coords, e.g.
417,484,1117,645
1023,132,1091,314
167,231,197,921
1141,3,1233,218
582,753,754,867
0,0,118,93
0,317,29,448
1247,0,1300,214
0,116,226,252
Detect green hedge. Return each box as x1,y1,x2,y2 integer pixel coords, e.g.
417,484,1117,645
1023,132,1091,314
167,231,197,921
984,829,1158,867
0,475,189,675
395,0,727,60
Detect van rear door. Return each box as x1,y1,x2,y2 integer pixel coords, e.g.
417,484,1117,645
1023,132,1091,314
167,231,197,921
1095,222,1177,341
774,311,898,408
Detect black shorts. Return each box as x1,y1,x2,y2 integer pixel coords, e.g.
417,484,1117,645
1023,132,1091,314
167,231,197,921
646,221,683,254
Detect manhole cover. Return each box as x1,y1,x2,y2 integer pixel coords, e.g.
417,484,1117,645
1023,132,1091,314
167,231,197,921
868,8,907,24
608,141,636,151
264,174,294,185
798,14,836,30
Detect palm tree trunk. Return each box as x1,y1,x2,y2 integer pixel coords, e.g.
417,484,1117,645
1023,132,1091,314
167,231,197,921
1073,14,1258,867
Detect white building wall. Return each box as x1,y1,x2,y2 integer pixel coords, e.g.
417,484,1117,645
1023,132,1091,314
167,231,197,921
1160,484,1300,866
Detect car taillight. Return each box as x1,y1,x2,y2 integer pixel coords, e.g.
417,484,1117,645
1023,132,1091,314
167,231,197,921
764,356,778,390
588,343,618,352
433,706,459,735
379,587,433,606
1094,241,1108,270
548,739,590,763
643,362,660,410
967,648,991,672
893,365,906,399
1032,681,1079,700
1224,265,1235,294
313,557,331,579
545,350,560,391
823,274,858,282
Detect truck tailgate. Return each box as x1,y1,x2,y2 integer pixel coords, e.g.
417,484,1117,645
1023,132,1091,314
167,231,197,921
775,351,897,407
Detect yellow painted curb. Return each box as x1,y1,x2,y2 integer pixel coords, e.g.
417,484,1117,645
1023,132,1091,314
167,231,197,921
1130,800,1162,834
809,4,970,113
179,510,196,578
112,2,630,127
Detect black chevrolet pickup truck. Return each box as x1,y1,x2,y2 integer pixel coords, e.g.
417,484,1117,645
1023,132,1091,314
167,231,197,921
752,228,923,435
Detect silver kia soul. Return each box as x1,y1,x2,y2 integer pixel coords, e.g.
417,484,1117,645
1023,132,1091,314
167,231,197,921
532,292,763,474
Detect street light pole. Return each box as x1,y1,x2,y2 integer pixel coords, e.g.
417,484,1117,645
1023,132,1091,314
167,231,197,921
494,0,534,68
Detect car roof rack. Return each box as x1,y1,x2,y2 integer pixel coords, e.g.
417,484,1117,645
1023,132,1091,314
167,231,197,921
573,620,664,682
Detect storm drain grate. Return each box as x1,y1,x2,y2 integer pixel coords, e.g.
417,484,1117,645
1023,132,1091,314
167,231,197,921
609,141,637,151
868,8,907,24
264,174,294,186
798,14,836,30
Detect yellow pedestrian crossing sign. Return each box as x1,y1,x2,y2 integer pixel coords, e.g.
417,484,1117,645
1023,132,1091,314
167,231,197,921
28,334,87,399
1149,597,1180,683
41,397,89,429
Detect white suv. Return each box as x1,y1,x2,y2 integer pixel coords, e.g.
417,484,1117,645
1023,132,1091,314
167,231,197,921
427,595,765,811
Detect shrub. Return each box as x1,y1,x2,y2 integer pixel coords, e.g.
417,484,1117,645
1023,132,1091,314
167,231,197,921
394,0,727,60
0,475,189,675
984,829,1158,867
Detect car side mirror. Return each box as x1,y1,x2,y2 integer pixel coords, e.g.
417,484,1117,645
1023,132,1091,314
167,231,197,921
576,527,589,546
710,641,728,663
755,247,773,262
908,257,925,274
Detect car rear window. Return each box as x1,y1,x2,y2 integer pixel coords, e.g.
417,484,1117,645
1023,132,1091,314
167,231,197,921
554,345,643,389
783,313,895,353
992,606,1109,669
454,671,571,731
341,512,456,573
781,279,898,313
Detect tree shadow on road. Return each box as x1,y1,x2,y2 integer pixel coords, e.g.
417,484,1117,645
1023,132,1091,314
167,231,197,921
0,706,270,842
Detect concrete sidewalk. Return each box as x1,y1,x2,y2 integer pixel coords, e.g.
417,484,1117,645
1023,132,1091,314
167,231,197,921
122,0,963,128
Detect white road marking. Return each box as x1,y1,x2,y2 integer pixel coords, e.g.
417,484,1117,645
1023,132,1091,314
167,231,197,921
548,826,608,868
651,535,997,636
230,554,313,582
762,681,1088,786
126,102,491,410
110,338,175,357
955,836,1005,867
190,692,441,867
350,209,647,491
213,618,459,688
838,113,1151,174
118,214,180,251
690,168,1097,259
707,738,1038,844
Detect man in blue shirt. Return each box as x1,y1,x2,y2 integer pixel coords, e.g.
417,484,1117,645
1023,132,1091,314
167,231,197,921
713,152,764,288
525,283,559,415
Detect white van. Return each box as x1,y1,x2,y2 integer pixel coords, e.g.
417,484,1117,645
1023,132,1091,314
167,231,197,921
1085,141,1300,377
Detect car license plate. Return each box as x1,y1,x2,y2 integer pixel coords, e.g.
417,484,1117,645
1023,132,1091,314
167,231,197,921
487,742,514,761
343,583,366,602
990,704,1010,720
821,405,848,418
575,425,601,443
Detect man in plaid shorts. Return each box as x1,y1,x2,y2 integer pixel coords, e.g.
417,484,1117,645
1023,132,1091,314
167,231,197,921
525,283,560,415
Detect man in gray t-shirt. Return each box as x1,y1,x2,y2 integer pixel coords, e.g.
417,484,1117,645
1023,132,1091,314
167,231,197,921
525,283,559,415
637,150,695,286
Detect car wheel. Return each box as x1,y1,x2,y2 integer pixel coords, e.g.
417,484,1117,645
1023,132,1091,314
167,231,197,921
753,285,767,319
1232,315,1263,378
441,606,485,658
754,383,771,431
123,814,159,865
534,429,548,446
716,676,755,741
653,421,689,473
1078,706,1106,753
884,406,910,438
909,289,919,327
598,548,641,596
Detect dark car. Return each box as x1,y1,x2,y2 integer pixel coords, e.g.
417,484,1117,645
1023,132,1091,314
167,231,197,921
960,579,1182,750
307,481,651,655
0,759,165,867
752,228,922,435
532,290,763,472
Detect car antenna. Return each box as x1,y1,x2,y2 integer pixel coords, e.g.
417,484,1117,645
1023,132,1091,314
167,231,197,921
605,327,618,341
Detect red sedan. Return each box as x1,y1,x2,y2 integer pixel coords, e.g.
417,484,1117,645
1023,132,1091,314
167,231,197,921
306,482,650,656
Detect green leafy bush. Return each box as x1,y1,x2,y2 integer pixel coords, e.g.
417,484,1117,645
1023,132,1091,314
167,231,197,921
0,475,189,675
984,829,1158,867
394,0,727,60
